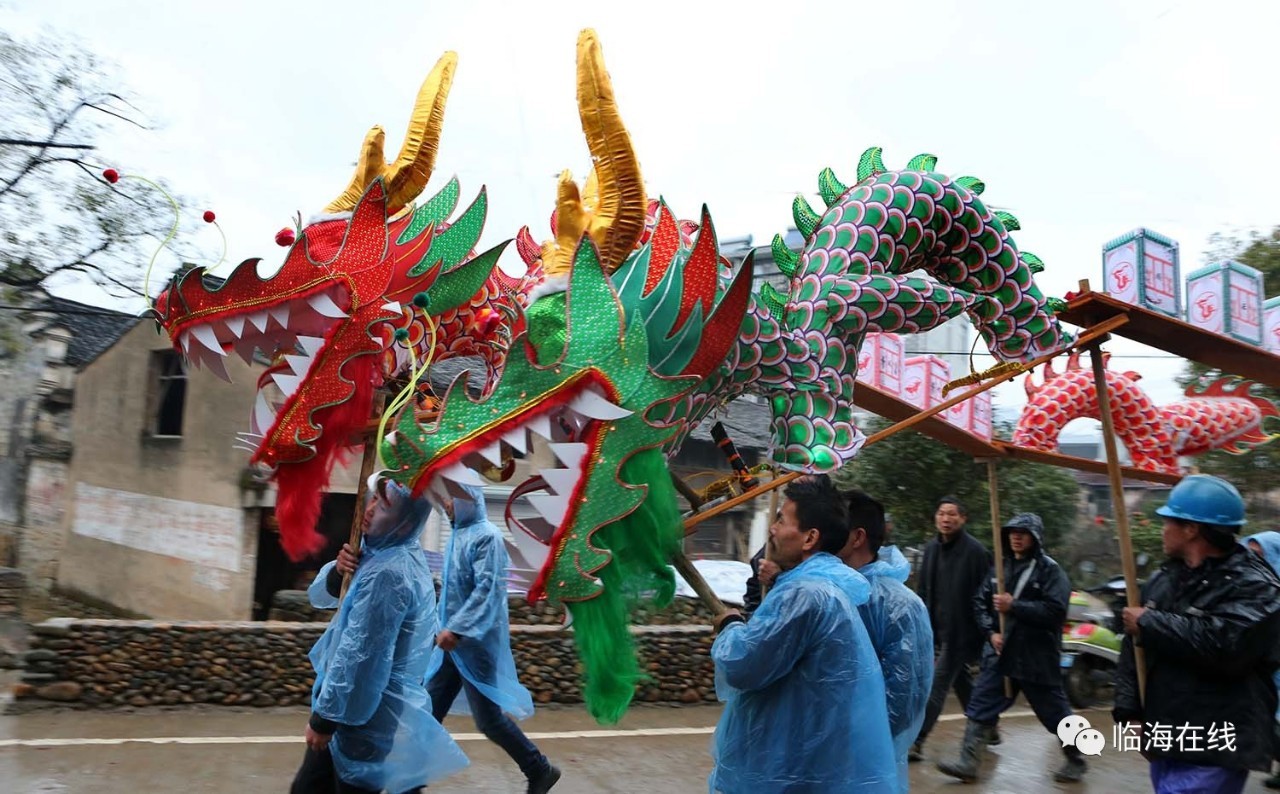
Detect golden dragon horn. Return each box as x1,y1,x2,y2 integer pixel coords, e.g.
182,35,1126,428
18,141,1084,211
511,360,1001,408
542,29,646,280
324,51,458,215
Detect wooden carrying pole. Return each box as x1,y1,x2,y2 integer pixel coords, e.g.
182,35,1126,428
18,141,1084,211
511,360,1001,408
340,392,389,600
985,459,1013,698
686,316,1130,536
671,549,727,615
1087,341,1146,702
864,314,1129,447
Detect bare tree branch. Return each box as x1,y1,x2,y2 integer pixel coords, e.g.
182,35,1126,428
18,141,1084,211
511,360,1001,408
0,30,194,298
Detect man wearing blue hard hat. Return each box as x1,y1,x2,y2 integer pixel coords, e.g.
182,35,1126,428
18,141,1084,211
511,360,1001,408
1113,474,1280,794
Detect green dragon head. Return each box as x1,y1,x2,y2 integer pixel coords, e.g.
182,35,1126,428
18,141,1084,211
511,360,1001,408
381,30,753,723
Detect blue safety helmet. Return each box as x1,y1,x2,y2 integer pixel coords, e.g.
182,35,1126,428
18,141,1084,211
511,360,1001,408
1155,474,1246,528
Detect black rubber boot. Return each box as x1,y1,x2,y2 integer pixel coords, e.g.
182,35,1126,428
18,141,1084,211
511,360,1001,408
907,741,924,762
1053,745,1087,783
936,720,989,783
527,763,561,794
981,723,1002,746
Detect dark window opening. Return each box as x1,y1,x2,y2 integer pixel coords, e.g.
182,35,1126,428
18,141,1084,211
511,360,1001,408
151,350,187,436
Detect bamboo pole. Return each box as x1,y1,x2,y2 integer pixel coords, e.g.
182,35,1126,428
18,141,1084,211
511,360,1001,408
685,316,1132,536
864,314,1130,446
671,549,727,615
670,473,706,511
985,458,1013,698
1087,342,1146,702
685,470,805,531
340,392,389,600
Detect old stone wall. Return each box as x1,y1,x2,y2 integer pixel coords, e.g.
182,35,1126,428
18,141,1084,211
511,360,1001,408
0,566,21,618
268,590,718,627
10,619,716,711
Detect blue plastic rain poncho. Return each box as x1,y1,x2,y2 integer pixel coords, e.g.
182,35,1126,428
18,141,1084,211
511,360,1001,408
709,552,897,793
428,484,534,719
856,545,934,794
1243,530,1280,720
308,478,469,792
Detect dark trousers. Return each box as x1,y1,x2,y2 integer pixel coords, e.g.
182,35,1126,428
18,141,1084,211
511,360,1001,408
289,746,423,794
1149,759,1247,794
964,659,1073,734
427,651,548,780
916,643,977,742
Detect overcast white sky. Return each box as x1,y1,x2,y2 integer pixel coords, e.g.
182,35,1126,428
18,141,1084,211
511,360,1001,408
5,0,1278,431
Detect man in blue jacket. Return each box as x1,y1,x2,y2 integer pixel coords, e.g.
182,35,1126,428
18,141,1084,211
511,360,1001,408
427,485,561,794
708,474,897,792
838,489,933,793
293,474,469,794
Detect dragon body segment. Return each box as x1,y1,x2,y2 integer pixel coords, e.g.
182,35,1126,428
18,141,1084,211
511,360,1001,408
1013,352,1280,473
655,158,1072,471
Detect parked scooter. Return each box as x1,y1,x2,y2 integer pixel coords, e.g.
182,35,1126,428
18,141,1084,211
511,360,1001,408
1061,576,1128,709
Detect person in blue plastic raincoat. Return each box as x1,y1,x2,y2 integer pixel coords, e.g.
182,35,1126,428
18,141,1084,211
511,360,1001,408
293,473,468,794
837,489,933,794
1243,529,1280,790
427,484,561,794
708,474,897,793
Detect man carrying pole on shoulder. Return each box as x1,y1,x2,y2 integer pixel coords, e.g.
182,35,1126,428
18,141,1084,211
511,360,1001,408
707,474,897,792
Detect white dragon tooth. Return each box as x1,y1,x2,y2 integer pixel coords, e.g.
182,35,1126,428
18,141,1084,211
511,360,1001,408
559,409,585,436
233,340,258,366
501,426,528,455
189,324,226,356
248,309,270,332
527,491,571,526
268,304,291,328
285,354,312,377
428,477,450,503
540,468,579,496
548,442,589,471
203,352,231,382
252,391,274,434
296,335,325,356
179,330,194,354
478,441,504,467
526,413,552,440
506,530,551,571
307,292,346,318
380,301,402,314
272,372,301,396
569,389,632,420
440,462,486,486
223,315,246,338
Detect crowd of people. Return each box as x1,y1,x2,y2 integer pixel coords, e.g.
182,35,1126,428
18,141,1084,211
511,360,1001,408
286,469,1280,794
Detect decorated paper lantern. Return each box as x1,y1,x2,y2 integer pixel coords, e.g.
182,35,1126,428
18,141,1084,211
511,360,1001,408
902,355,950,410
856,333,904,395
1102,228,1181,318
1185,261,1264,345
1265,296,1280,355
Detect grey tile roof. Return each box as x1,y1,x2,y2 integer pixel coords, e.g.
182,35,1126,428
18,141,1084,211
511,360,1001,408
31,295,142,368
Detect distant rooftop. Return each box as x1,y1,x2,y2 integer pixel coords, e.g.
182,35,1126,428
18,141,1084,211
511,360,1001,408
30,295,142,368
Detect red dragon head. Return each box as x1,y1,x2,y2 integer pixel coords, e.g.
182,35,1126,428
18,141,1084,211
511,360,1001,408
154,53,539,558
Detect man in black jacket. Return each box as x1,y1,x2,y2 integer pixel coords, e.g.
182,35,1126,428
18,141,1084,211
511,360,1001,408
937,513,1086,783
1114,475,1280,794
911,497,991,760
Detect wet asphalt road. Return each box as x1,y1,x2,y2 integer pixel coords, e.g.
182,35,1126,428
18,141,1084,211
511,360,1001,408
1,700,1275,792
